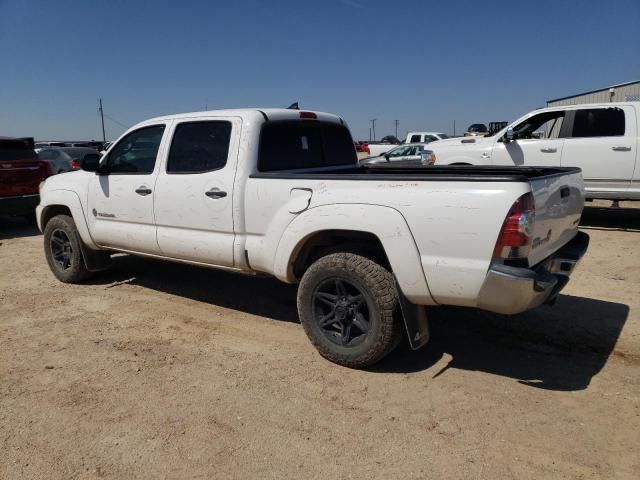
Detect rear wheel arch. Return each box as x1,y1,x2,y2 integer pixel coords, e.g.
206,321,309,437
273,204,434,306
290,229,390,280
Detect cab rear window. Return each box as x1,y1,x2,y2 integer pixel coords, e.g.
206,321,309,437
258,121,356,172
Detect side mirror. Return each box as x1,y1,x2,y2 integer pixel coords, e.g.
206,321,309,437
383,152,390,160
80,153,100,172
504,127,515,142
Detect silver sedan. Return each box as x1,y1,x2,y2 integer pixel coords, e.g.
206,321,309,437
358,143,436,167
37,147,99,174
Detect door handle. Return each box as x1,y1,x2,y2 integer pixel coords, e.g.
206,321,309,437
205,188,227,199
612,146,631,152
540,147,557,153
135,186,152,196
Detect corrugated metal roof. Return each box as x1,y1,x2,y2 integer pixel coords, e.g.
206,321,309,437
547,80,640,103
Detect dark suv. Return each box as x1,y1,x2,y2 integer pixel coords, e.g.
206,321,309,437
0,137,53,220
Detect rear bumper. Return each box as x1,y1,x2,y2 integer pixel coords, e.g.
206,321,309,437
477,231,589,315
0,194,40,215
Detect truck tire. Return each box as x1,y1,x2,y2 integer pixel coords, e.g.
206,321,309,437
43,214,92,283
297,252,402,368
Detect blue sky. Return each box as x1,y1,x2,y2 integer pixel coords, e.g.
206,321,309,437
1,0,639,141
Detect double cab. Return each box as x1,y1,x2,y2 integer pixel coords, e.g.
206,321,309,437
37,108,588,367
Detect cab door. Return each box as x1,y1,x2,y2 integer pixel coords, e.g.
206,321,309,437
561,106,637,197
86,124,168,254
153,118,240,267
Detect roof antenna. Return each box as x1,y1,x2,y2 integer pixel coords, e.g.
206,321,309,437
287,102,299,110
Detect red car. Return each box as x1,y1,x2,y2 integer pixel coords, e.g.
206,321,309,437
0,137,53,220
355,141,369,154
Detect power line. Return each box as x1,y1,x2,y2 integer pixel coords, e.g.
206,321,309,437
103,113,129,129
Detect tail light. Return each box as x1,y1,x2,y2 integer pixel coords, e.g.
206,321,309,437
299,111,317,119
70,159,80,169
493,192,535,260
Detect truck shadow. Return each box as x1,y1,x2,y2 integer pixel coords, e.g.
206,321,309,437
376,296,630,391
580,205,640,231
0,216,40,240
94,255,629,392
96,255,300,323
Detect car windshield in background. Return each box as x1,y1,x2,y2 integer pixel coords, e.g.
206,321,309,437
258,121,356,172
469,124,487,132
0,140,37,161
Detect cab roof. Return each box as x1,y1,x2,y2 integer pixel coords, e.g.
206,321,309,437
141,108,344,126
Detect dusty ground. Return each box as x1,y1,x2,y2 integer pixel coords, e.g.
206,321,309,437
1,204,639,480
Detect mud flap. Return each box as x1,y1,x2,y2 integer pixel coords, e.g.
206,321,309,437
79,242,112,272
396,282,430,350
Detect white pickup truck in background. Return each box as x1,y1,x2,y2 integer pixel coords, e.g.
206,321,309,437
429,102,640,200
37,108,588,367
405,131,449,143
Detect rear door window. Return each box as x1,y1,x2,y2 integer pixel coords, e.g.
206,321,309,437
570,108,625,137
258,121,356,171
409,134,421,142
167,121,232,173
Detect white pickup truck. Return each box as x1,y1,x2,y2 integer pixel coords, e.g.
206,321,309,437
37,108,589,367
429,102,640,200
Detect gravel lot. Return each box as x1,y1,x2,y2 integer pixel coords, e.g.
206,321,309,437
1,203,639,479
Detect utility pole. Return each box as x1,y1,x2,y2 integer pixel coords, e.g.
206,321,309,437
98,98,106,142
453,120,456,137
370,118,377,141
394,119,399,139
369,127,372,142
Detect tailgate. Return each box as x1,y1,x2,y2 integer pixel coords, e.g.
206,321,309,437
527,169,584,266
0,160,52,197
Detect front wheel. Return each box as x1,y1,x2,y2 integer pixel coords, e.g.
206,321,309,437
297,252,402,368
43,214,92,283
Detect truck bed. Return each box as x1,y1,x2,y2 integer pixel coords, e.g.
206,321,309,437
251,164,582,182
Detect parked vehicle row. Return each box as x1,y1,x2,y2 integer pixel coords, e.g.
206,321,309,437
35,140,106,153
357,132,448,158
37,108,588,368
37,147,100,174
429,102,640,200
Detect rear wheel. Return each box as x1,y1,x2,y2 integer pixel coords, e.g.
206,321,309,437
297,252,402,368
43,214,92,283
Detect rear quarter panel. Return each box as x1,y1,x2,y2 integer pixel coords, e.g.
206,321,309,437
243,176,528,307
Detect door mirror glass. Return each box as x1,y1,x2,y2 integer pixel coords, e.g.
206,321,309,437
80,153,100,172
